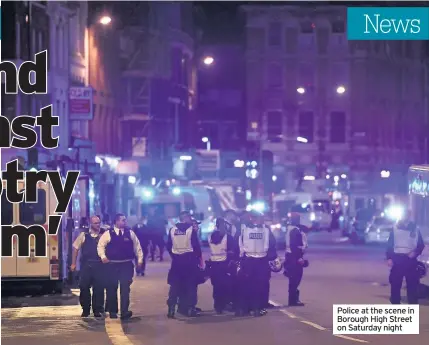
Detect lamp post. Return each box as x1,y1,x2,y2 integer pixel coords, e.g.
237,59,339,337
202,137,211,151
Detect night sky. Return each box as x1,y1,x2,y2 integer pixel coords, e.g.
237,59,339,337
88,1,429,45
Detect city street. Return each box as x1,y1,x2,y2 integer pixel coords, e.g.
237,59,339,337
2,231,428,345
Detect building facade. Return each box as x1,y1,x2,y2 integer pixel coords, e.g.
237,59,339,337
242,5,427,193
1,1,65,169
119,2,196,182
197,44,245,151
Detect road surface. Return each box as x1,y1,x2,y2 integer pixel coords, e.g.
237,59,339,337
2,230,428,345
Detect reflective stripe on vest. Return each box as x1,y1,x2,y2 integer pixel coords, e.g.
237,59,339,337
171,226,194,255
209,234,228,262
393,227,418,254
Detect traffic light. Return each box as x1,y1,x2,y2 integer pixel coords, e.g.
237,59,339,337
27,148,38,170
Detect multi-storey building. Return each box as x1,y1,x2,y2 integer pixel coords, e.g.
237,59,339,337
242,5,427,193
119,2,196,181
1,1,65,169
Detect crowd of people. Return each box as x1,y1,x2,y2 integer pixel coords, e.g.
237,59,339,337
71,208,309,319
71,205,426,320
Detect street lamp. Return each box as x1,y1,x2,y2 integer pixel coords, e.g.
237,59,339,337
99,16,112,25
336,85,346,94
202,137,211,151
296,136,308,143
297,87,306,94
203,56,214,65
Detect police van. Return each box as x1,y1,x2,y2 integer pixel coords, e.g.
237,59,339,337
137,183,228,243
408,165,429,289
1,179,65,293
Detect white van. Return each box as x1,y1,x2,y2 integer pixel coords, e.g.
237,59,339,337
1,180,64,293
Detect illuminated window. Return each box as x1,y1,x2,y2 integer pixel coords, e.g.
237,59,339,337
251,122,258,129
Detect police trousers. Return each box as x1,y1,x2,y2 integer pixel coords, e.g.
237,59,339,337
210,261,231,311
389,255,419,304
79,261,105,313
285,254,304,304
105,261,134,314
167,253,198,310
239,256,270,311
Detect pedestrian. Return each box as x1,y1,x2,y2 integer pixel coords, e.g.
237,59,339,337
166,211,202,318
133,217,150,276
386,210,425,304
284,214,308,306
71,215,105,318
97,213,143,320
147,207,167,262
208,217,239,314
237,211,274,317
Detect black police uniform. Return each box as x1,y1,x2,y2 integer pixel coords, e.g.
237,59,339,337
238,224,273,317
262,229,278,309
79,233,104,315
208,228,239,314
386,221,425,304
166,222,202,318
105,229,136,318
284,225,307,306
133,222,150,276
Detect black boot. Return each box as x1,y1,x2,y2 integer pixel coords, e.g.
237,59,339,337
289,290,304,307
187,307,199,317
167,306,175,319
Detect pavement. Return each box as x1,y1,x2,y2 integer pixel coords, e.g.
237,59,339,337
2,230,428,345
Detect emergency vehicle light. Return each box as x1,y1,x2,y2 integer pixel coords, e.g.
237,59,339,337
385,205,404,221
142,188,154,199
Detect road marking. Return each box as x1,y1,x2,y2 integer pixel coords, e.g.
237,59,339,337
105,318,135,345
300,320,327,330
279,309,298,318
334,334,369,343
270,300,369,343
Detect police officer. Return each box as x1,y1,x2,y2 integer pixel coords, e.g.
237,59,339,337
133,217,150,276
263,227,278,311
166,211,202,318
386,210,425,304
208,217,239,314
98,213,143,320
238,211,274,317
284,214,308,306
71,215,105,317
177,218,203,315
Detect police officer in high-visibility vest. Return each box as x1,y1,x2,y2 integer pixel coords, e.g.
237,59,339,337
98,213,144,320
238,211,274,317
284,213,308,306
166,211,202,318
386,210,425,304
208,217,239,314
71,215,105,317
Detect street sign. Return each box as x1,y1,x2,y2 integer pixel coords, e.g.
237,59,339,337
196,150,220,171
69,87,93,120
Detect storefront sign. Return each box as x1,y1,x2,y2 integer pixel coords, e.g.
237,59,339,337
69,87,93,120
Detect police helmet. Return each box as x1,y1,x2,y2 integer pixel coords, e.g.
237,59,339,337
249,210,264,225
215,217,227,229
269,257,283,273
